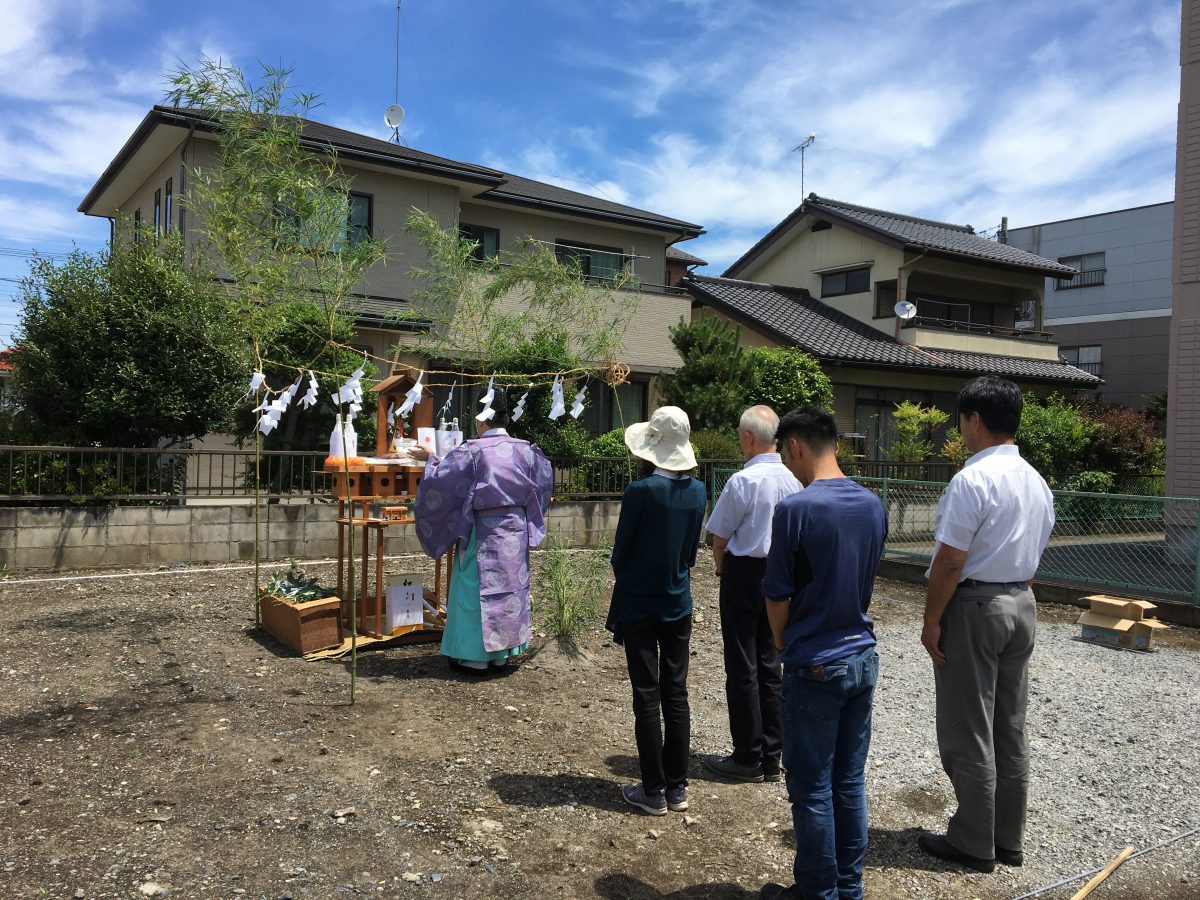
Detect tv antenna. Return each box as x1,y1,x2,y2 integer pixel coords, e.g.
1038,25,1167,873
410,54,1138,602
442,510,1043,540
793,133,817,195
386,1,405,144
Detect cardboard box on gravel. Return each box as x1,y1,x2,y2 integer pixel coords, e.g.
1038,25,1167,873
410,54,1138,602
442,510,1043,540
1077,594,1169,650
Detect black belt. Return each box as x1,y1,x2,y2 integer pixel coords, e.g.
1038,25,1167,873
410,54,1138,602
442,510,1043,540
959,578,1026,589
725,554,767,566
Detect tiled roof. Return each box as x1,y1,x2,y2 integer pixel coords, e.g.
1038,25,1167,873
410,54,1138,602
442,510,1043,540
666,245,708,265
84,106,703,236
685,274,1101,386
726,194,1075,278
478,172,703,233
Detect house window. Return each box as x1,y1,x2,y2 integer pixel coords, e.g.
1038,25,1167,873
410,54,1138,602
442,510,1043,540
153,189,161,235
1061,345,1102,376
555,240,626,281
874,280,898,318
347,192,372,245
1055,252,1105,289
459,223,500,260
164,178,173,232
821,267,870,298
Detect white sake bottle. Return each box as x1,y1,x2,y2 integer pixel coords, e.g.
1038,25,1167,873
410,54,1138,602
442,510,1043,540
329,414,345,459
344,415,358,459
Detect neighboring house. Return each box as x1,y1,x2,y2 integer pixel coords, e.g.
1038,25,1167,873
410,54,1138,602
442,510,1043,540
1006,202,1172,410
685,194,1100,457
79,105,705,435
665,245,707,286
0,350,12,407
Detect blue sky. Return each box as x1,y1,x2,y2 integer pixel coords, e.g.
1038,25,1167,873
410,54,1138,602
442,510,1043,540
0,0,1182,346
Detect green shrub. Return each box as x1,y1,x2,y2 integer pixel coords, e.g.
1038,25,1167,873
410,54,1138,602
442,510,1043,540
590,428,628,457
690,428,742,461
745,346,834,414
1016,393,1095,477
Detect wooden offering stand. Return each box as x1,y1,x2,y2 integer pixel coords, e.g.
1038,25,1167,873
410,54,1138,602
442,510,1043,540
324,370,452,642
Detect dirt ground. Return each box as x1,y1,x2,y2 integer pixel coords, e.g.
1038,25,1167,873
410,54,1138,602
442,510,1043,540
1,556,1197,900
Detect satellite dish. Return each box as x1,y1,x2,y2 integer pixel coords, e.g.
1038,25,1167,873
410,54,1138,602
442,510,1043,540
894,300,917,320
384,104,406,129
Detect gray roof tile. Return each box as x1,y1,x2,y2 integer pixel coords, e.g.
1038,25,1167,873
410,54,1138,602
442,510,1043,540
726,194,1075,277
686,274,1101,386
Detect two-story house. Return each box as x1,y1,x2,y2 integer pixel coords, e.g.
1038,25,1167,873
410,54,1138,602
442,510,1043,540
1005,202,1173,410
78,105,705,434
684,194,1100,456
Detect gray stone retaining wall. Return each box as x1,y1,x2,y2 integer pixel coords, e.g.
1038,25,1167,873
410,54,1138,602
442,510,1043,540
0,501,622,572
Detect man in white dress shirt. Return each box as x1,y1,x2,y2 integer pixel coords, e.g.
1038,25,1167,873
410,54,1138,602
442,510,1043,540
703,405,802,783
918,376,1055,874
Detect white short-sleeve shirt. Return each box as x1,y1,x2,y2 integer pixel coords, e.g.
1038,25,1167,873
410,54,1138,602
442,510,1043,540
926,444,1055,583
706,453,802,558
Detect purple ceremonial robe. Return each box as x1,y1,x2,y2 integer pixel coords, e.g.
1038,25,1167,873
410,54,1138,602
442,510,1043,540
414,434,553,652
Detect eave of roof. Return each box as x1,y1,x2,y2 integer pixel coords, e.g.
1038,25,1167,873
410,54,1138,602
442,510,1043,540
685,274,1101,387
724,194,1075,279
81,107,704,237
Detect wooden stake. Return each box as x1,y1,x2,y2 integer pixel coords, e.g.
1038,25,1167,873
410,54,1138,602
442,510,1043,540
1069,846,1134,900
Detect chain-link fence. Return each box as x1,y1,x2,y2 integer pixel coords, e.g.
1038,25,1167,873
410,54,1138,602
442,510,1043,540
857,477,1200,605
707,471,1200,606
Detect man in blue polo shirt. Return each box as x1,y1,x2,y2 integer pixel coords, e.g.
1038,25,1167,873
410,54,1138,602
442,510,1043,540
760,406,888,900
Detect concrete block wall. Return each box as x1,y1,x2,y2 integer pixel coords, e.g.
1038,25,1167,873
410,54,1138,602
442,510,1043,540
0,501,623,572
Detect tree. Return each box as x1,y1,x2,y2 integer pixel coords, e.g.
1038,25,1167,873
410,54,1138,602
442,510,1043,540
11,228,247,447
1015,393,1095,477
744,346,834,415
1076,399,1164,476
659,315,755,431
888,401,950,464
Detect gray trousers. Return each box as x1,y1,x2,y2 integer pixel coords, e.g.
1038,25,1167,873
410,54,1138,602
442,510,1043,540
934,582,1036,859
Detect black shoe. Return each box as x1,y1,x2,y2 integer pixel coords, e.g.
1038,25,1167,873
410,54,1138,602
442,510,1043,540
760,884,800,899
917,832,995,873
762,757,785,783
704,754,764,783
995,846,1024,867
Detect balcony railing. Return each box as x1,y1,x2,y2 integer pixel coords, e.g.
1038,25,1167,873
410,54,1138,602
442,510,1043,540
901,316,1054,342
1054,268,1106,290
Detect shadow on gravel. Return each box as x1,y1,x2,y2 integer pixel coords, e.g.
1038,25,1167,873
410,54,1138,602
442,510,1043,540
488,772,627,813
602,754,641,778
11,607,175,633
866,827,954,872
594,873,757,898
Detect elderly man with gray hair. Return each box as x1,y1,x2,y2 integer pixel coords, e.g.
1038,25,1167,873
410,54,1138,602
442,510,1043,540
704,405,802,783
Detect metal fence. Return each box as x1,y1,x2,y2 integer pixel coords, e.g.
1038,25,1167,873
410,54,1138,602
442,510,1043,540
856,477,1200,606
0,445,329,502
0,447,744,504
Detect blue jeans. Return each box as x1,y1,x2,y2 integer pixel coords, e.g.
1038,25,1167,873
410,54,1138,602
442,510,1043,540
782,646,878,900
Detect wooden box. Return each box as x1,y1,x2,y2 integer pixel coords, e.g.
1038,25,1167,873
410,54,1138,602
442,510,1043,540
259,593,344,654
329,470,374,499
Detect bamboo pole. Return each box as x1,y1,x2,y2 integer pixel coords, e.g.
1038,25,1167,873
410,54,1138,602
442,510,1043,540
1069,846,1134,900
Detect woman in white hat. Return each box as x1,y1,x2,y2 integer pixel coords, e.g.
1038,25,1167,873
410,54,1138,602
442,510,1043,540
607,406,707,816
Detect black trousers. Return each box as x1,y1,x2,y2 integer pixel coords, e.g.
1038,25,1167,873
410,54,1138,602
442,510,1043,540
718,555,783,771
622,615,692,794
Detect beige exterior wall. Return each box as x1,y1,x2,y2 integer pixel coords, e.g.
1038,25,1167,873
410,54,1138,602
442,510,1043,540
691,307,779,348
1169,0,1200,501
744,222,905,328
901,327,1062,360
116,140,187,234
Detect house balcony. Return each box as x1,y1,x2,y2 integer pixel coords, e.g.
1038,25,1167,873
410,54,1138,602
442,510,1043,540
900,316,1062,361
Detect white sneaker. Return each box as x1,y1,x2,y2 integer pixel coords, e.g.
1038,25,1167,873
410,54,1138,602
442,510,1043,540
456,658,488,670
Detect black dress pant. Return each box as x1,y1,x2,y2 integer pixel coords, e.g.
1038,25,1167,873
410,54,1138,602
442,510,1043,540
718,555,783,771
622,615,692,794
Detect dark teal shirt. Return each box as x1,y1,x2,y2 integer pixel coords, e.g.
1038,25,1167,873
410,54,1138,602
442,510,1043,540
606,473,707,642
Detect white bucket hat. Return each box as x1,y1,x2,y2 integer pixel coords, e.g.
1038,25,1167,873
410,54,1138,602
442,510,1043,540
625,406,697,471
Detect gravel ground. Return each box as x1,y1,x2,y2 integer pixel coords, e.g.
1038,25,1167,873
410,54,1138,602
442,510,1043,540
0,555,1197,899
